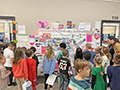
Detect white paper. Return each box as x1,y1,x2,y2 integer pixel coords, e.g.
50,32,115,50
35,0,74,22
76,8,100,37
46,74,57,86
35,47,40,54
18,35,28,42
95,21,101,30
79,23,86,29
85,23,91,31
18,25,26,34
22,44,29,49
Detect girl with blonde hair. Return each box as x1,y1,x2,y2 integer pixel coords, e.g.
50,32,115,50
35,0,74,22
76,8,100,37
42,45,56,90
91,55,106,90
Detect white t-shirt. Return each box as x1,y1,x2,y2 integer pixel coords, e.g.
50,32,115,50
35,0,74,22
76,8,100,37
3,48,14,67
102,56,110,74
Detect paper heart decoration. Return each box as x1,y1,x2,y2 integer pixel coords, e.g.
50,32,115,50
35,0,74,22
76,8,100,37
94,34,100,40
37,20,48,28
29,35,35,38
13,30,17,33
33,30,39,35
35,43,42,47
12,20,17,24
30,43,34,45
58,24,64,29
13,40,18,43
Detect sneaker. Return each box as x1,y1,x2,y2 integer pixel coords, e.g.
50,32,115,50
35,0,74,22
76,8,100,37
8,83,12,86
12,82,17,86
50,88,53,90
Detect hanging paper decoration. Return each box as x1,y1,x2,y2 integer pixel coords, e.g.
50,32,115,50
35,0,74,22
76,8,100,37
52,21,59,29
12,20,17,24
37,20,48,28
94,30,100,40
35,43,42,47
13,30,17,33
58,24,64,29
72,23,76,28
47,21,53,29
13,40,18,43
67,21,72,29
33,30,39,35
42,33,51,40
29,35,35,45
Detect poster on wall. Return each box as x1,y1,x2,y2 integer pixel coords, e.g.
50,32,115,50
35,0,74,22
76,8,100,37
18,25,26,34
18,34,28,42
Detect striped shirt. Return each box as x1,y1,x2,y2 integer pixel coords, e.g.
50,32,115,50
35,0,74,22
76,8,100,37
68,76,91,90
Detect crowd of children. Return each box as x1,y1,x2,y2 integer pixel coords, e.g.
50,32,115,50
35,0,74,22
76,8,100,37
0,35,120,90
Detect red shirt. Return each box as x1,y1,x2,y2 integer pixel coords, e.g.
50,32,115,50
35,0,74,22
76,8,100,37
26,58,37,81
12,58,28,80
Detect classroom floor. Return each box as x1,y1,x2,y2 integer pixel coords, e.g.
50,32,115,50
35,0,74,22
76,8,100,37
7,82,110,90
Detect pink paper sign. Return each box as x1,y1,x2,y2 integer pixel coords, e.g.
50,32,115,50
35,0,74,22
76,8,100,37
87,35,92,42
41,46,46,54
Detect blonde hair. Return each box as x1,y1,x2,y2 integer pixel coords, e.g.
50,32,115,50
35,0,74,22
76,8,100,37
102,46,111,60
114,43,120,53
86,43,92,49
74,59,90,73
94,55,103,75
114,53,120,64
95,48,101,53
45,46,55,61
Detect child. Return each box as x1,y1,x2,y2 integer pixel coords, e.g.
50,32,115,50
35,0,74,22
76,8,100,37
57,42,69,61
74,47,83,61
107,53,120,90
94,48,101,56
30,47,39,75
101,47,111,79
3,42,16,86
22,47,27,59
83,51,93,83
0,54,11,90
68,59,91,90
58,49,71,90
83,43,96,64
42,46,56,90
91,55,106,90
12,47,28,90
26,49,37,90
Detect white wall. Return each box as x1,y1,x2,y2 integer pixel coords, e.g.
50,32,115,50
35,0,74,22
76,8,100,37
0,0,120,34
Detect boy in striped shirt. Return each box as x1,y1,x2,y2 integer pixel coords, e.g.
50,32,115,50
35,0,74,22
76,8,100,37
68,59,91,90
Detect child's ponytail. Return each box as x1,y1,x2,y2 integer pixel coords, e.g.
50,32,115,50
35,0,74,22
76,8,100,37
106,53,111,60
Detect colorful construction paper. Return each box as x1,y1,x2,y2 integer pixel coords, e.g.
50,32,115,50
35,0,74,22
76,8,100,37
33,30,39,35
37,20,48,28
67,21,72,29
42,33,51,40
87,35,92,42
41,46,46,54
29,35,35,45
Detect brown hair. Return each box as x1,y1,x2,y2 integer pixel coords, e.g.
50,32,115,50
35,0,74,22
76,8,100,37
74,59,90,73
0,54,3,60
114,53,120,64
22,47,27,52
95,48,101,53
13,47,24,65
94,55,103,75
25,49,33,58
45,46,55,61
86,43,92,49
102,46,111,60
62,49,68,56
8,42,16,47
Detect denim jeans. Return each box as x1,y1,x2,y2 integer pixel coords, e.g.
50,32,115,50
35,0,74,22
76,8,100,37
60,73,69,90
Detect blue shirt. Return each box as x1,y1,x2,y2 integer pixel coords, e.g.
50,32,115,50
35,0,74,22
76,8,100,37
42,56,56,75
24,53,27,59
82,50,96,64
57,50,69,58
107,65,120,90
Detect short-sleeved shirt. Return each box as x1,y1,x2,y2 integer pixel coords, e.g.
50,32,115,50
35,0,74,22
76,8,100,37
4,48,14,67
58,58,71,74
92,67,106,90
107,66,120,90
57,50,69,58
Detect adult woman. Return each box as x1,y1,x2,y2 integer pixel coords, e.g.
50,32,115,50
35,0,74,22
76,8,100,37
107,36,115,65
